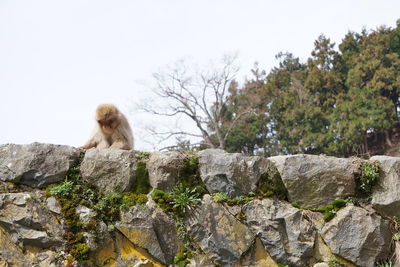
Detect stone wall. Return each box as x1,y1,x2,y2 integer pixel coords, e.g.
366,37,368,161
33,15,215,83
0,143,398,267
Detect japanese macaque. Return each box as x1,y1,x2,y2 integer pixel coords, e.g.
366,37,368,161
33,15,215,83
81,104,134,150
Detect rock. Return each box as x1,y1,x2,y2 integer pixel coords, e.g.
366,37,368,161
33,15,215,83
0,226,30,266
0,193,65,249
0,143,81,188
45,197,61,214
370,156,400,217
185,194,255,266
75,205,94,223
147,150,189,192
198,149,273,197
243,198,317,266
116,200,181,265
321,205,391,267
233,238,278,267
80,148,137,194
313,263,329,267
269,154,359,208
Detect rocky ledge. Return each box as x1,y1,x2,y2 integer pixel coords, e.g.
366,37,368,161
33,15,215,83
0,143,399,267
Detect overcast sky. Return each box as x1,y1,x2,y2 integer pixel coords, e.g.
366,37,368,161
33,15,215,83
1,0,399,151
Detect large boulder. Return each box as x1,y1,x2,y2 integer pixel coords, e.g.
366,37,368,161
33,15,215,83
321,205,391,267
370,155,400,217
269,154,359,208
198,149,272,197
147,150,190,192
80,148,137,194
243,198,317,266
184,194,255,266
0,143,81,188
0,192,65,249
115,200,182,265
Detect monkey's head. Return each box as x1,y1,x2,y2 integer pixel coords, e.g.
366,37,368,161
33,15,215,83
96,104,120,135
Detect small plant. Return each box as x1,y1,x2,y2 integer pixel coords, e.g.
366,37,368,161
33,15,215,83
256,166,287,199
328,256,344,267
291,202,300,209
212,192,229,203
277,264,289,267
359,161,380,194
235,211,247,221
48,179,75,197
393,233,400,241
376,261,393,267
226,195,254,206
171,184,200,215
173,248,191,267
322,199,347,222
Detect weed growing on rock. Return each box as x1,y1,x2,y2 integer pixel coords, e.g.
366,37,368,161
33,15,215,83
212,192,229,203
256,165,287,199
48,179,75,198
376,261,394,267
171,184,201,216
291,199,347,222
211,192,254,206
358,161,380,195
177,154,208,196
133,155,151,194
319,199,348,222
152,186,198,267
328,256,346,267
47,152,148,263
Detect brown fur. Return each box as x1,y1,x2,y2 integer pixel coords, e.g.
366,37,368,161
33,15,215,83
81,104,134,150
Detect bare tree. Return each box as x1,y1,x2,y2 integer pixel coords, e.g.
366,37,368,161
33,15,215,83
139,54,252,150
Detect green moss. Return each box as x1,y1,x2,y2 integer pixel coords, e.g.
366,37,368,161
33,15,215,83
226,195,254,206
151,188,174,214
133,161,151,194
121,192,148,207
235,211,247,221
177,154,208,196
291,199,348,222
212,192,229,203
291,202,300,209
357,161,380,195
93,192,123,221
321,199,348,222
70,243,90,262
173,248,191,267
256,165,287,199
328,256,345,267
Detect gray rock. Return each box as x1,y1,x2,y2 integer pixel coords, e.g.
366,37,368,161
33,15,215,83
147,151,190,192
80,148,137,194
116,200,181,265
0,143,81,188
0,193,65,249
269,154,358,208
321,205,391,267
185,194,255,266
75,205,94,223
370,156,400,217
45,196,61,214
243,198,317,266
198,149,272,197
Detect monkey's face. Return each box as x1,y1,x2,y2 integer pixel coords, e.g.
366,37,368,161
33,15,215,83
98,119,115,135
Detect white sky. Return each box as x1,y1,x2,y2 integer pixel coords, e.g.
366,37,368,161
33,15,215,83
1,0,399,151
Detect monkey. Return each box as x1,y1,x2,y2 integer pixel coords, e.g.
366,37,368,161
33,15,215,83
81,104,134,150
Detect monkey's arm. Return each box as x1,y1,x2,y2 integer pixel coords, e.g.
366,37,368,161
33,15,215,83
80,127,99,149
110,139,131,150
81,138,97,149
